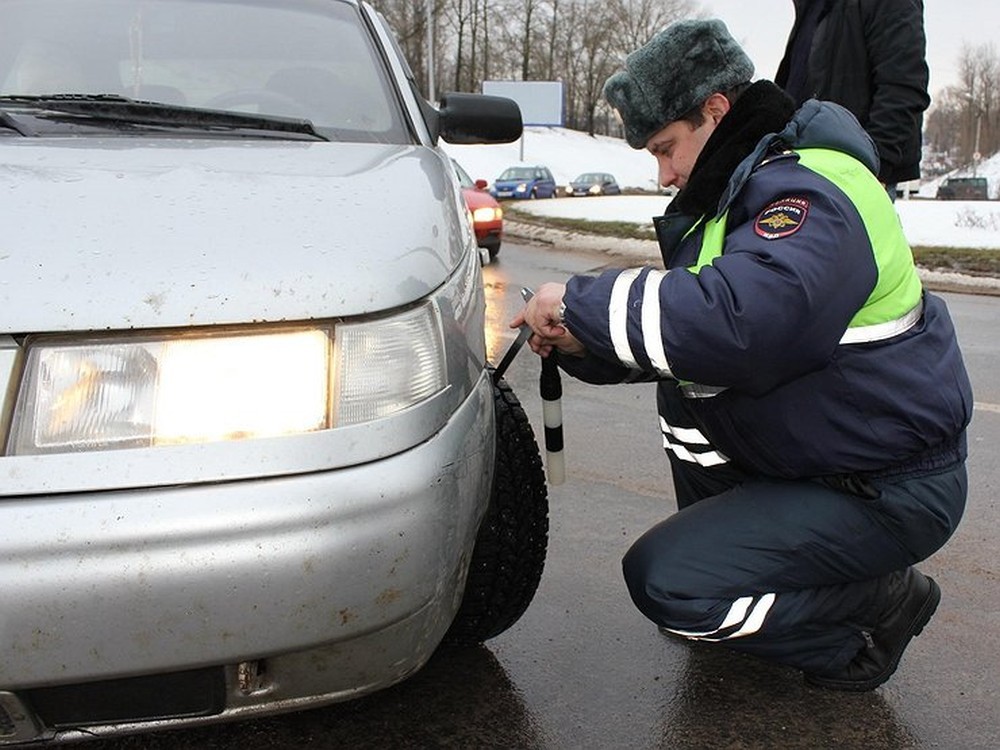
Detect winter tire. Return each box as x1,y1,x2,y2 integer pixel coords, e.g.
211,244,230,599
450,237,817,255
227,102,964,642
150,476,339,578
444,373,549,643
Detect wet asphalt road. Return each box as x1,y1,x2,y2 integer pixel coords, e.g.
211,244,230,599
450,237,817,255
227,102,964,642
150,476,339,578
83,241,999,749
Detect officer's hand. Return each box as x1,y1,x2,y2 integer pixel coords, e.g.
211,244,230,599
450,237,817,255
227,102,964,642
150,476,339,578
510,282,585,358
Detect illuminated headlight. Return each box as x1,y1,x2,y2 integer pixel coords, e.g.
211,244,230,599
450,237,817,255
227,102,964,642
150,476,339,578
588,185,601,195
6,303,448,456
564,186,573,196
515,182,528,193
472,206,501,223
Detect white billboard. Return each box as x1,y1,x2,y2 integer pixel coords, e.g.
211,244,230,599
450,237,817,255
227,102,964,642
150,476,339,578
482,80,563,126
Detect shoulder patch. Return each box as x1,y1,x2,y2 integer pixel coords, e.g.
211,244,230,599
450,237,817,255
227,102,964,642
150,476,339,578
753,197,810,239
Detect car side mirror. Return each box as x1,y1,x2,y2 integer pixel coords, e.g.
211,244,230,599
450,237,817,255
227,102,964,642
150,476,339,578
434,92,522,145
475,179,488,190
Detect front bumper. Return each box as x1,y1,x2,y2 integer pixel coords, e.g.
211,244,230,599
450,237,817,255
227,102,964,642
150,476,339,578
0,376,494,743
490,185,527,199
474,224,502,250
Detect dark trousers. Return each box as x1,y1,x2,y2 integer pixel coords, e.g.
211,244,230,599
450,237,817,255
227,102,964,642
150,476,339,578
623,449,967,674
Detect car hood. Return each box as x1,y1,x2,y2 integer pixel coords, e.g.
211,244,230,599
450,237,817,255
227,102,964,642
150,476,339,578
461,187,500,211
0,138,468,333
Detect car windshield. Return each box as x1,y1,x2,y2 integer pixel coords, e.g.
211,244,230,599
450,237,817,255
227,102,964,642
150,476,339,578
453,160,475,189
499,167,536,180
574,173,603,183
0,0,408,143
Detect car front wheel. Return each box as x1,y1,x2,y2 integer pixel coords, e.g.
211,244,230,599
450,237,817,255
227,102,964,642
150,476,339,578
444,374,549,643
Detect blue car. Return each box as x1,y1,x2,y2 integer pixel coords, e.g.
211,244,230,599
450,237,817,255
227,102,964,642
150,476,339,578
490,165,557,199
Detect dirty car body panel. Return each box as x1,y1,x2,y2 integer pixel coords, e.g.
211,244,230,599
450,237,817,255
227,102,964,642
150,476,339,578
0,0,529,743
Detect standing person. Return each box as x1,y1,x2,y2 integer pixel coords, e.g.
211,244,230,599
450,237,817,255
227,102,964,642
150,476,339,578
775,0,930,194
512,19,972,691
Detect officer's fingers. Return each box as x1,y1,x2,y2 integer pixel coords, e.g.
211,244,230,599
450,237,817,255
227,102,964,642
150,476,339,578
535,322,566,338
553,330,585,356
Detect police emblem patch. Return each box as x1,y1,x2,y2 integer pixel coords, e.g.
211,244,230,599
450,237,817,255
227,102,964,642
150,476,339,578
754,197,810,239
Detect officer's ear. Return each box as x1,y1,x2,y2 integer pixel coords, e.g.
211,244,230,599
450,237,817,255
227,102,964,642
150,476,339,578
702,93,731,125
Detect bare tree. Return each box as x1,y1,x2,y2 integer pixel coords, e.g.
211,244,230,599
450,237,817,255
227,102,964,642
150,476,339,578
444,0,472,91
925,43,1000,173
573,3,619,134
519,0,540,80
373,0,697,136
606,0,697,57
378,0,430,96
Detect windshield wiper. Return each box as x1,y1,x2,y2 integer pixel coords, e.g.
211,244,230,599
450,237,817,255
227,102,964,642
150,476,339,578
0,95,328,141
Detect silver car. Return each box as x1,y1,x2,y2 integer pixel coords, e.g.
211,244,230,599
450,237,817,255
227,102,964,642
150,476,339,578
566,172,622,197
0,0,548,743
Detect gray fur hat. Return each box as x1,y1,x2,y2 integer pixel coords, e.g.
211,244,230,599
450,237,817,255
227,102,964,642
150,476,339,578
603,19,754,149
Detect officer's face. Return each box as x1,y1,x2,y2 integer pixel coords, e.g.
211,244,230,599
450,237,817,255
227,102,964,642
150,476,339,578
645,93,730,191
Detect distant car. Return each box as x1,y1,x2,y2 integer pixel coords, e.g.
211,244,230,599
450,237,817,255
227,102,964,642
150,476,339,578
937,177,989,200
490,165,557,199
566,172,621,197
454,160,503,260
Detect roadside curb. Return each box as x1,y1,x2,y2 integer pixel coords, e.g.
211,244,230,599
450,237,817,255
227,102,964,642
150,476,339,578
505,220,1000,297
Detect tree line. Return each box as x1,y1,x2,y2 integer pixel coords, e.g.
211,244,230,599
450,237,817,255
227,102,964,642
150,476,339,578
923,44,1000,177
379,0,695,136
379,0,996,177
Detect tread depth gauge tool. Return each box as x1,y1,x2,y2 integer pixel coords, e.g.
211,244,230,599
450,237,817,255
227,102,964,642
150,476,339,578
491,287,565,485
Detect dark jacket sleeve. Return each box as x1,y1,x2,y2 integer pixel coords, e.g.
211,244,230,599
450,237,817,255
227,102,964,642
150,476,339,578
858,0,930,182
561,160,879,397
778,0,930,184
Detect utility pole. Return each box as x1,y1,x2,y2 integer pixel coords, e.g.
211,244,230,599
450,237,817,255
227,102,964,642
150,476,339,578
973,110,982,177
962,92,983,176
426,0,435,102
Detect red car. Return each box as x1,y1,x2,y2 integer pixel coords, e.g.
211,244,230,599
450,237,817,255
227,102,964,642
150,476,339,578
453,160,503,260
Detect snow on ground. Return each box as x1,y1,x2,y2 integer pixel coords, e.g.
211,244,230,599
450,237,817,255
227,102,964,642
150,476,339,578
444,126,1000,250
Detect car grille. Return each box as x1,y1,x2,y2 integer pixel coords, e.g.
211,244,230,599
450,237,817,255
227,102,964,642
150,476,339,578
0,692,41,743
22,667,226,729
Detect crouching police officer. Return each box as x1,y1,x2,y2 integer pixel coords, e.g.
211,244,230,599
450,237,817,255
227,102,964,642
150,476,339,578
512,19,972,691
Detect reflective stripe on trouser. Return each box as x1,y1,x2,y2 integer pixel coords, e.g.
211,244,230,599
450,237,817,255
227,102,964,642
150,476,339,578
622,464,966,674
657,385,748,509
660,417,729,467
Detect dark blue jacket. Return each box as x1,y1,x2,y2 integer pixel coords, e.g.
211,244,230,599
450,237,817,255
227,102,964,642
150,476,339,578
559,99,972,479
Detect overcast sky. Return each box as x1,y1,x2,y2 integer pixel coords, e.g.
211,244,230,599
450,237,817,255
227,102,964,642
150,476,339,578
699,1,1000,106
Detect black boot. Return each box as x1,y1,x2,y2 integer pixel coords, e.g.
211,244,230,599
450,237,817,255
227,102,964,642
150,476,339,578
805,568,941,692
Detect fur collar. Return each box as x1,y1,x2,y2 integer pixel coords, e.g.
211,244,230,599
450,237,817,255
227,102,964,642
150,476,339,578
673,81,796,217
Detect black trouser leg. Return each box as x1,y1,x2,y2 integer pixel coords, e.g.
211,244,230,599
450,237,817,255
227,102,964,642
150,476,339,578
623,464,966,674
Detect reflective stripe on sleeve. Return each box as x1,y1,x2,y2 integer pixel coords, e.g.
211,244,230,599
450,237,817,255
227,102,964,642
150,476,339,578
609,268,643,368
641,269,672,375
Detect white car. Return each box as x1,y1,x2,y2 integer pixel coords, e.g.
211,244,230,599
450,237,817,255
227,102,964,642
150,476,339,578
0,0,547,743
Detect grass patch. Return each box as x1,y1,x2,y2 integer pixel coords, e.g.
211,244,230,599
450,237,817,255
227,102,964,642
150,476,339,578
506,207,657,241
911,246,1000,276
506,206,1000,276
